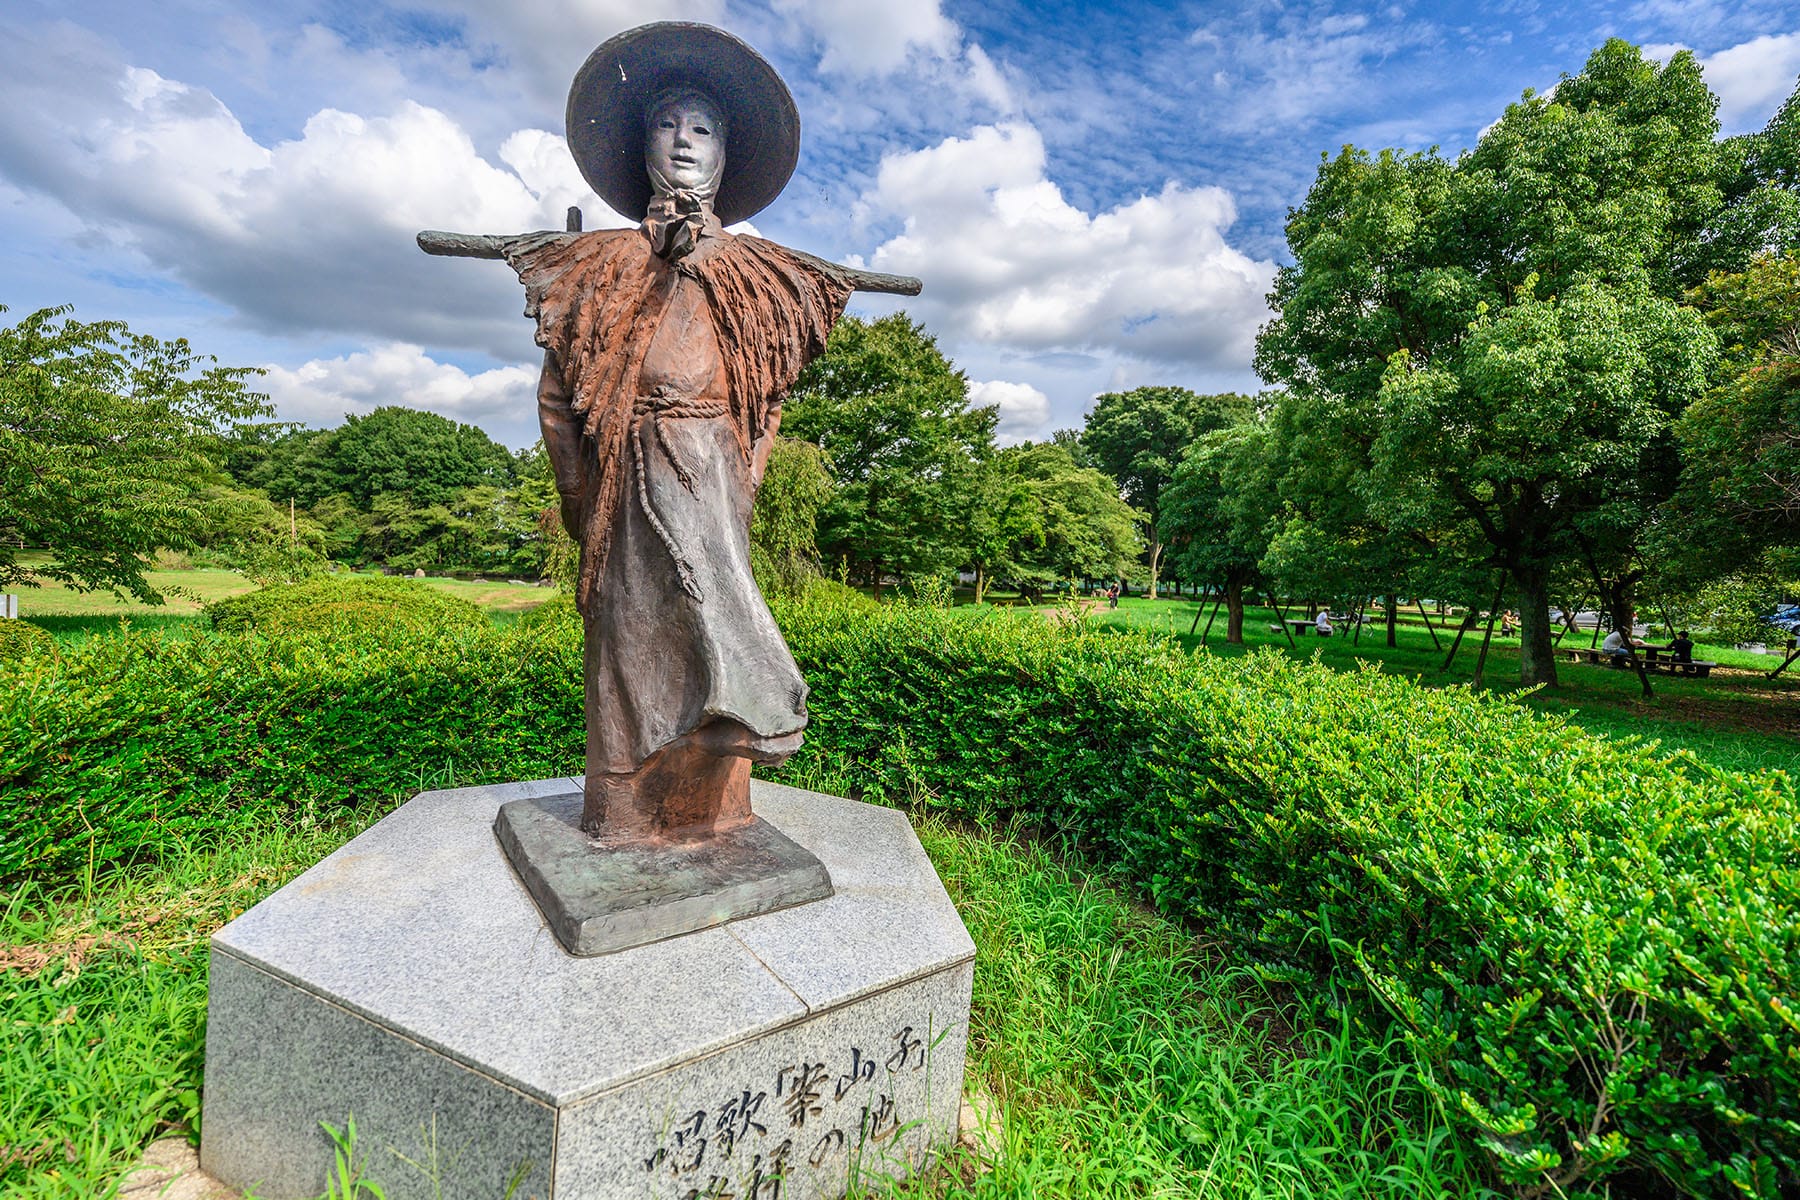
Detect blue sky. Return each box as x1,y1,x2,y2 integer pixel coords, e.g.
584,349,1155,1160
2,0,1796,448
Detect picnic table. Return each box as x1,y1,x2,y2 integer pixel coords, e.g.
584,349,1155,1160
1559,643,1718,677
1286,618,1317,636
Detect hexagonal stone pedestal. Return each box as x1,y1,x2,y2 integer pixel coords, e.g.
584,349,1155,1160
200,778,974,1200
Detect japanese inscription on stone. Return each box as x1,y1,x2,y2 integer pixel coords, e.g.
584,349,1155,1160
639,1022,939,1199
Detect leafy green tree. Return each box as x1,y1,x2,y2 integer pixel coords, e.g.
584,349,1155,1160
1670,251,1800,567
194,484,328,585
969,443,1142,602
1082,388,1250,598
782,314,995,586
243,427,335,505
750,437,835,596
1258,42,1734,686
249,407,516,510
1162,421,1280,642
320,407,516,508
1048,427,1097,470
0,305,268,602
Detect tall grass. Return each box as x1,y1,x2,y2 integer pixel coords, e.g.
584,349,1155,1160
0,788,1495,1200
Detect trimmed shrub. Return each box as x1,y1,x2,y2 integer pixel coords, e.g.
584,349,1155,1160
0,620,56,663
514,591,576,631
3,595,1795,1195
204,575,486,637
771,601,1800,1199
0,618,583,884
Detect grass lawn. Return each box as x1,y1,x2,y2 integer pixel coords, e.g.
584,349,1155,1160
1055,596,1800,778
12,560,554,638
0,791,1491,1200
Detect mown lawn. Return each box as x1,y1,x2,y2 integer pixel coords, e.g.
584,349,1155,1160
11,561,552,634
1071,596,1800,779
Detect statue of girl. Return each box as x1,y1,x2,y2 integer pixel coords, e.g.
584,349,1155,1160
443,23,917,845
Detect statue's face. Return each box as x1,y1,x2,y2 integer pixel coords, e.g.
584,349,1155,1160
645,95,724,193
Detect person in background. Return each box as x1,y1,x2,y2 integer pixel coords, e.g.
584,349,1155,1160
1501,610,1518,636
1601,625,1645,663
1670,629,1695,664
1315,609,1333,637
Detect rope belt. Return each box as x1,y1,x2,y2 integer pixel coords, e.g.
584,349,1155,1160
631,386,729,602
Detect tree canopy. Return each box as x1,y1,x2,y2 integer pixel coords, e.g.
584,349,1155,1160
782,314,996,585
0,305,268,601
966,442,1142,601
1254,40,1780,684
248,406,517,509
1081,387,1251,597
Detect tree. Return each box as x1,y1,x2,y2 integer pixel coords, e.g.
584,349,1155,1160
1082,388,1250,598
967,443,1142,602
1258,42,1737,686
782,314,995,586
0,305,268,602
1670,251,1800,566
194,484,328,585
1162,421,1279,642
326,407,517,508
750,437,834,595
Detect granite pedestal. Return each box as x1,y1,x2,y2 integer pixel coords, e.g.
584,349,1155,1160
201,778,975,1200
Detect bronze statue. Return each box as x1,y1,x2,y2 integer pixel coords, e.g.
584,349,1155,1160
420,22,918,953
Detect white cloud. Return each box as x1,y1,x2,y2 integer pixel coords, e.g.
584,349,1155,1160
858,123,1275,370
969,379,1051,445
0,27,603,359
1701,33,1800,134
770,0,960,75
1187,6,1438,131
262,344,538,437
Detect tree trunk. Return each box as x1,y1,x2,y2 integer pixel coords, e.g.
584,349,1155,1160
1385,595,1398,647
1602,582,1635,644
1225,578,1245,644
1147,537,1163,600
973,566,988,605
1515,567,1559,686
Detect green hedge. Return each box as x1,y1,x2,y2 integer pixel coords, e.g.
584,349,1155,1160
0,618,583,881
0,619,56,662
3,595,1795,1196
768,600,1800,1199
205,575,487,637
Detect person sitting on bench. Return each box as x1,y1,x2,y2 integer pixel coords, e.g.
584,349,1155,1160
1669,630,1694,664
1601,627,1634,662
1315,610,1333,637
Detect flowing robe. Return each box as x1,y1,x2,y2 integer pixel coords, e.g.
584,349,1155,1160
503,227,852,775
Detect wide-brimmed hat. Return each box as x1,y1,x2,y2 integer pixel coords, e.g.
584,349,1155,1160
566,22,800,226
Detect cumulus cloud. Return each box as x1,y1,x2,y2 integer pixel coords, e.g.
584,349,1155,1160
0,23,602,360
858,122,1275,371
1701,33,1800,133
262,343,539,441
969,379,1051,445
769,0,959,75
